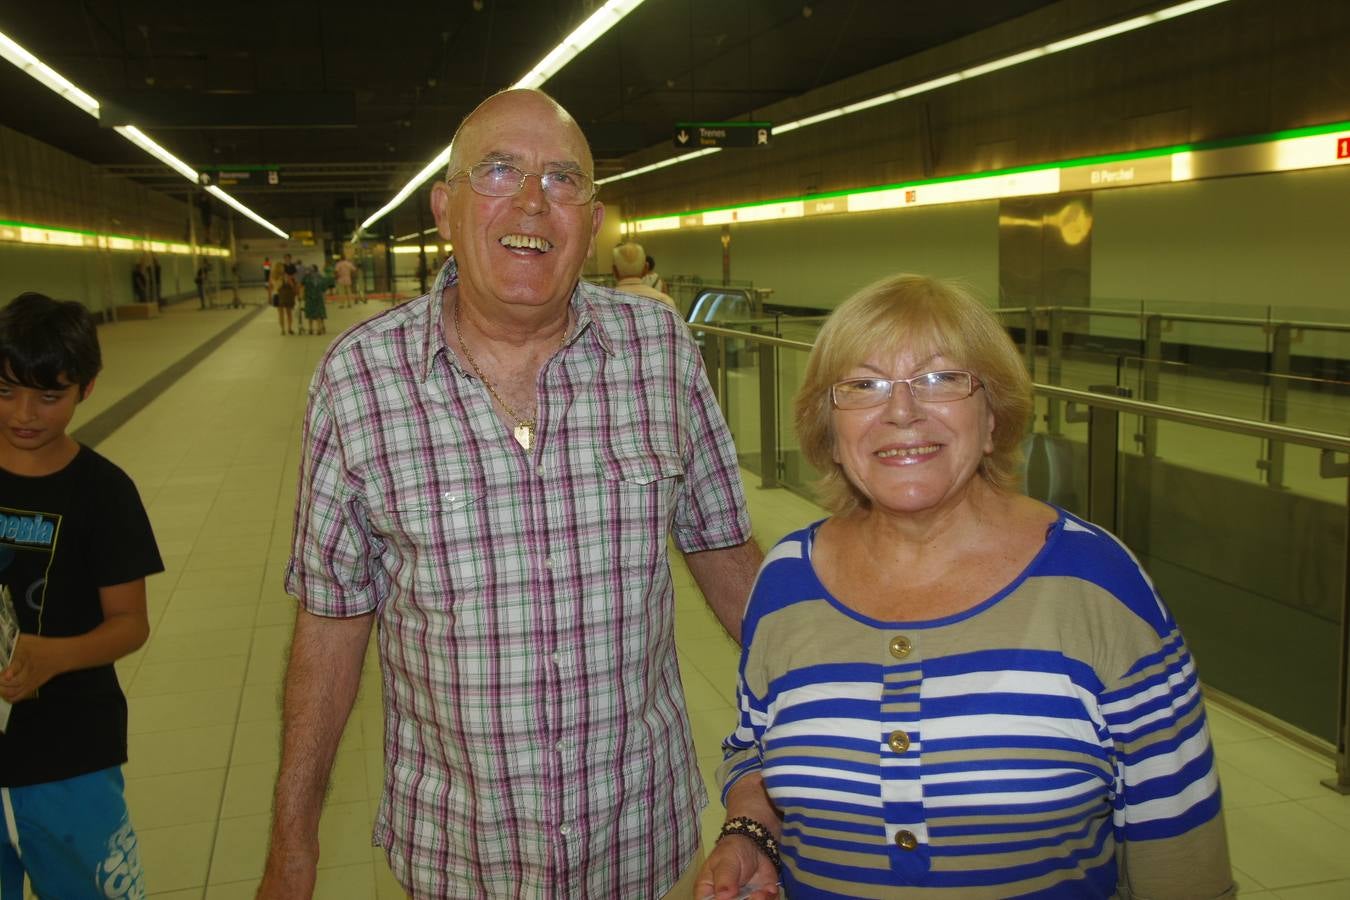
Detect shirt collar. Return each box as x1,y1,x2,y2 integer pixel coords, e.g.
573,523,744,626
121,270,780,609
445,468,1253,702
416,257,617,384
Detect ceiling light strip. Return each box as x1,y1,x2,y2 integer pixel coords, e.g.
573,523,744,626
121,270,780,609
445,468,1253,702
358,0,649,233
204,186,289,239
629,120,1350,232
0,30,100,116
619,0,1235,173
597,147,721,187
515,0,646,88
394,226,441,242
0,29,288,239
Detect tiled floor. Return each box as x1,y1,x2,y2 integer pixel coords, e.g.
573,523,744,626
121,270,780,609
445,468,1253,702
26,293,1350,897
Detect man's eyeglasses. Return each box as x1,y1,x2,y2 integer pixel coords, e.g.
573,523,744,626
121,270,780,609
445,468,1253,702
831,370,983,409
450,161,596,205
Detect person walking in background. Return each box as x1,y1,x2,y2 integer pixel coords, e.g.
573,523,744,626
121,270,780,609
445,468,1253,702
130,263,147,304
333,256,356,309
269,260,295,335
301,265,330,336
149,254,162,308
194,259,210,310
641,253,667,294
612,241,677,310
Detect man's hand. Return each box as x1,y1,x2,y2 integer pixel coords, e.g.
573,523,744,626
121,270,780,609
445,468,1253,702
0,634,65,701
693,835,780,900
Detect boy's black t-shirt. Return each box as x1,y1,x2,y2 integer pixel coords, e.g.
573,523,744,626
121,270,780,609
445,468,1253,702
0,445,163,787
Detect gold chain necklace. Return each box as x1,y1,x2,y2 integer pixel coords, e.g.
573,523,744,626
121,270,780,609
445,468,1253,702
453,301,567,451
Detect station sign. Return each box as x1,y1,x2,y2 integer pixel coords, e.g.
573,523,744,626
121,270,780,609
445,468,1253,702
674,122,772,149
1060,155,1171,192
205,170,281,187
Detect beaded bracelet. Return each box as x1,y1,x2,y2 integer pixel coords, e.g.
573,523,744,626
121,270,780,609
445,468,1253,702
717,816,783,876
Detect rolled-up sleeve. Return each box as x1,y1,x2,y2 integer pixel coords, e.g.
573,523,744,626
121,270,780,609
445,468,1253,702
672,335,752,553
285,377,383,617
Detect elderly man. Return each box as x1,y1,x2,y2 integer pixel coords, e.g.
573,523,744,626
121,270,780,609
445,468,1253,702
612,241,677,310
258,89,762,899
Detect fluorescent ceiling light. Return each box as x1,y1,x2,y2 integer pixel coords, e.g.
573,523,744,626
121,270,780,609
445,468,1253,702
610,0,1235,178
394,226,441,242
596,147,720,186
114,126,198,183
515,0,645,88
0,29,99,117
0,29,287,239
360,0,648,232
204,186,288,239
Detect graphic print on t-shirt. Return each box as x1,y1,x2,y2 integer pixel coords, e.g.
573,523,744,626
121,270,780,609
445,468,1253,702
0,504,60,627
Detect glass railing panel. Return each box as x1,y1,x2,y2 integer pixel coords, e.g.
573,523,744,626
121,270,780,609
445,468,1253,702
1022,393,1090,522
775,343,820,503
1116,415,1345,744
699,328,767,478
1118,358,1268,418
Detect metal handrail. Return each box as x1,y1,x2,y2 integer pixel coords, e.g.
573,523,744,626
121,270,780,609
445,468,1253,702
1038,384,1350,451
992,304,1350,334
691,322,1350,450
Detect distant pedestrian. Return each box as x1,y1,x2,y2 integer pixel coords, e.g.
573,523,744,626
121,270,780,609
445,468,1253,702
333,257,357,309
641,254,667,294
130,263,147,304
613,242,677,310
194,260,210,310
301,266,330,335
270,262,295,335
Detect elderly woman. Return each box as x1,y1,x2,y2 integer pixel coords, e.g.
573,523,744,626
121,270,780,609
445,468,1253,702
695,275,1233,899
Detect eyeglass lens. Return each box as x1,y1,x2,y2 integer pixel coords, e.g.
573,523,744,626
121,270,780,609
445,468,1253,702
833,371,975,408
468,162,593,204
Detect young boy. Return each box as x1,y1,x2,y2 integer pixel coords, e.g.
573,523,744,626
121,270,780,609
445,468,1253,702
0,293,163,899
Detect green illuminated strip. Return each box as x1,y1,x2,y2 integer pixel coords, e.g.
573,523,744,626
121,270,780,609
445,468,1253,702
635,118,1350,224
0,217,228,254
0,217,98,237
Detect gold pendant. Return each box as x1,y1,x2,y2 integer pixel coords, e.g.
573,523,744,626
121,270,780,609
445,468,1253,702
513,422,534,450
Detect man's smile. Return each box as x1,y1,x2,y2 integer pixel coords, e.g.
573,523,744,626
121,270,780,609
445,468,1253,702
499,233,553,252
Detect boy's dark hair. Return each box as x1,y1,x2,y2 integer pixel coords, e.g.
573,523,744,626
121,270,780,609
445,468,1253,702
0,293,103,392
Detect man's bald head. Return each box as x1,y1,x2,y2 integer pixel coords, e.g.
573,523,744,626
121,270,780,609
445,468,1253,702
447,89,594,178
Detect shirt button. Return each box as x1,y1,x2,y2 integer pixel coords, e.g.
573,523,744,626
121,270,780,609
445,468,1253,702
889,635,913,659
895,830,918,851
551,651,563,667
888,730,910,753
544,557,555,569
536,464,546,477
559,824,572,836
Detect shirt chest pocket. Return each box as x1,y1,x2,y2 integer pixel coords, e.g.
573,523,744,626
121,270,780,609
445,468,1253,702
372,489,487,597
589,448,684,566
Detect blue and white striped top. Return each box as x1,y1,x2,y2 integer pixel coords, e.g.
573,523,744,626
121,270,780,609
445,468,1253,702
719,509,1234,899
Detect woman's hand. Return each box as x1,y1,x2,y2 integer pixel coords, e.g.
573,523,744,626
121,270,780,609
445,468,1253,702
693,834,780,900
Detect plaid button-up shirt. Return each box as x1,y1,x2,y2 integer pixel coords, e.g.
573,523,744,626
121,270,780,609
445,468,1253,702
286,260,750,898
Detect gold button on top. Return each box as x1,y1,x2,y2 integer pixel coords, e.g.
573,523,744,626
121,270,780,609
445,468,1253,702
888,730,910,753
895,830,918,851
888,635,913,659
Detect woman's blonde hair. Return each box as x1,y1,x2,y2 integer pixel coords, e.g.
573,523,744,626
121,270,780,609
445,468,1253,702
794,274,1032,515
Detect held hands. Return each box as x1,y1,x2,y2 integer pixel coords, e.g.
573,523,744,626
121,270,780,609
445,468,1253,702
694,835,781,900
0,634,63,702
